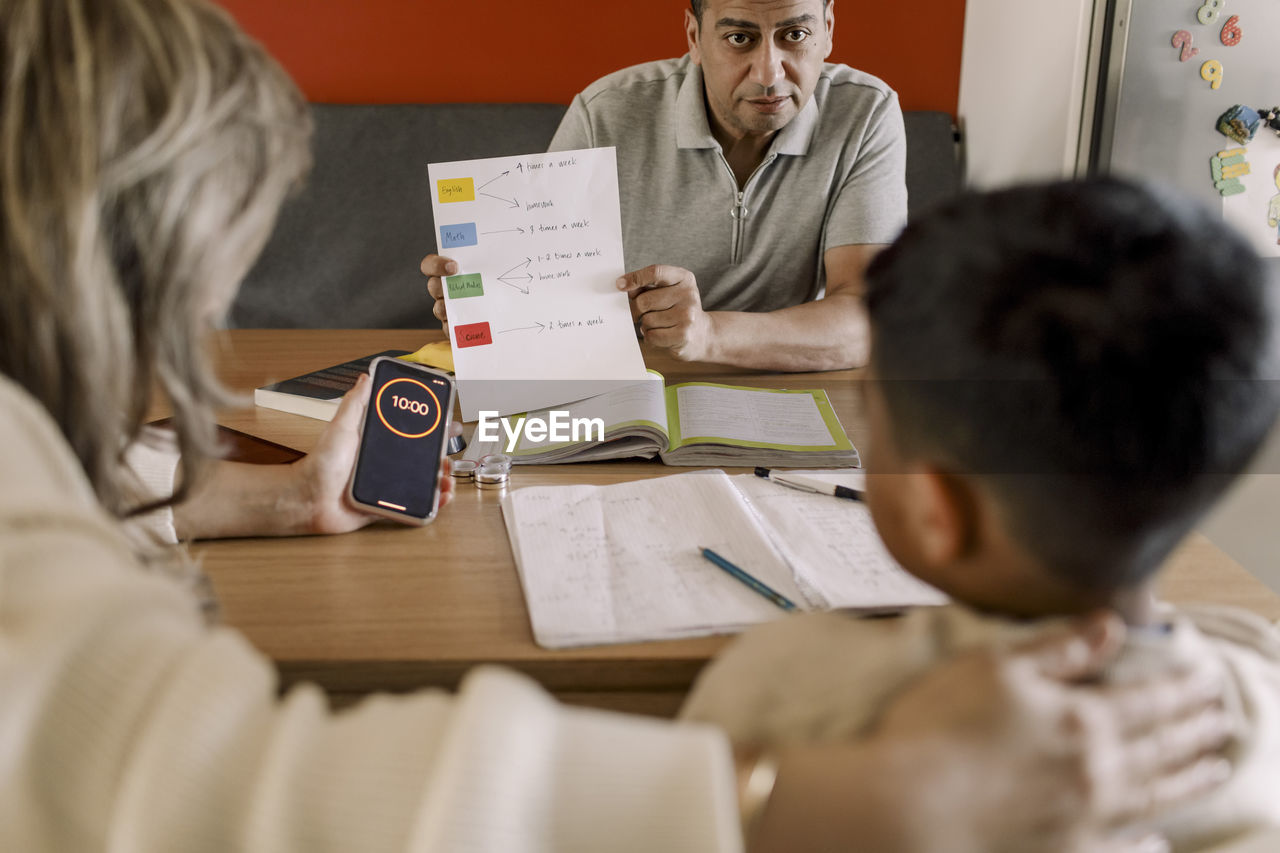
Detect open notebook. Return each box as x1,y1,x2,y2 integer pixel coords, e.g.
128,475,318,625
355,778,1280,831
466,374,859,468
501,470,945,648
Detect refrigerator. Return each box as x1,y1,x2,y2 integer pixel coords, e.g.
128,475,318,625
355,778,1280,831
1087,0,1280,268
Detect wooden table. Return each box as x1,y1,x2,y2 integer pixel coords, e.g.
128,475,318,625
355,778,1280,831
196,329,1280,716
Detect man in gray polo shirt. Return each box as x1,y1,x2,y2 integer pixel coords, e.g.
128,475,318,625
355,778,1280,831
424,0,906,371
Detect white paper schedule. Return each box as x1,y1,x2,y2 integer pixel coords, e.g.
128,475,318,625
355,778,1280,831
428,147,648,419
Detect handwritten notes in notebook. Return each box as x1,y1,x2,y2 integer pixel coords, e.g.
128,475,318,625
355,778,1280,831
503,472,808,648
732,472,947,611
502,470,944,648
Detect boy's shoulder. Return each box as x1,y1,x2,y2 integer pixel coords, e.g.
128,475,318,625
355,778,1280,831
678,603,1280,747
679,605,1032,743
1169,603,1280,662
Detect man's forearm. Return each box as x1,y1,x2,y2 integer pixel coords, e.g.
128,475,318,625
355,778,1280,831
700,293,869,372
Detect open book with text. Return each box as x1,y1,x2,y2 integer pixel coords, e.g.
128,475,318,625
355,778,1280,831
468,374,859,468
501,470,946,648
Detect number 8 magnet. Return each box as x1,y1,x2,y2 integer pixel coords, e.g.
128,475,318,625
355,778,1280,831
1197,0,1225,26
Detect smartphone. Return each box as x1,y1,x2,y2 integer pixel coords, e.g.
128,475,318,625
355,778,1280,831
347,356,455,525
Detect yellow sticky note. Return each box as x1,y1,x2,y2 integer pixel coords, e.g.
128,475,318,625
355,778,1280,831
399,340,455,373
437,178,475,204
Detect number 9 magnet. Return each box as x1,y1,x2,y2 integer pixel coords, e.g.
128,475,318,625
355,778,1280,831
1200,59,1224,90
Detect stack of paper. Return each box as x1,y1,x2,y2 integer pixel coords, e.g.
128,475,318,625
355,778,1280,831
501,470,945,648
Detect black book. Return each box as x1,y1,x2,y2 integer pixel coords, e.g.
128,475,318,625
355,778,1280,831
253,350,409,421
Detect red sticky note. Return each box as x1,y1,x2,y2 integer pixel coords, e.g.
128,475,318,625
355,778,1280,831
454,322,493,349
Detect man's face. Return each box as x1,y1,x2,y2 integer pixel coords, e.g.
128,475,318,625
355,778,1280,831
686,0,834,143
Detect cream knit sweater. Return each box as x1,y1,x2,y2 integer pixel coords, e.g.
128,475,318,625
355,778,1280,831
0,376,741,852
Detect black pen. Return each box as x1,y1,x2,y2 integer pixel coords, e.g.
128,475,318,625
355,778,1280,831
754,467,863,502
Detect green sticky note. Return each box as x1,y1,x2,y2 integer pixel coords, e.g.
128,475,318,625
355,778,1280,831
446,273,484,299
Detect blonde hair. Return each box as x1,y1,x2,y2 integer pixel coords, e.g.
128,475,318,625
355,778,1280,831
0,0,310,524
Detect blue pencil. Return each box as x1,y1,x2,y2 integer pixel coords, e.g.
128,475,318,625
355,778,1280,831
698,546,797,612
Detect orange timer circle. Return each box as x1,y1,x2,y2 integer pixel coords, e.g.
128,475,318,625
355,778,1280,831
374,377,442,439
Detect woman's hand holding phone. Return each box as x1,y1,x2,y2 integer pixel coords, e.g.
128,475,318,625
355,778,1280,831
171,371,460,540
345,357,457,525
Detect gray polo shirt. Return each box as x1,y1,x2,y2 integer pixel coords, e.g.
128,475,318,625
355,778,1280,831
549,55,908,313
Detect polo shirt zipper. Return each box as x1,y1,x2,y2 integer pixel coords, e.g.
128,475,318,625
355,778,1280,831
719,153,778,265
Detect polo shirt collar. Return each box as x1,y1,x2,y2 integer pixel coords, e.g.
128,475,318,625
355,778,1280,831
674,56,820,158
676,62,719,150
771,95,819,156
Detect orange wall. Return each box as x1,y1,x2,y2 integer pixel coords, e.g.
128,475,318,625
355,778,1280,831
215,0,964,116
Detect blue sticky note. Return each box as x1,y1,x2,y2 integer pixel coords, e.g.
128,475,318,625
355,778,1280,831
440,222,478,249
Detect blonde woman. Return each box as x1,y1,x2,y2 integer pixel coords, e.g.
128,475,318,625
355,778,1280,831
0,1,1235,850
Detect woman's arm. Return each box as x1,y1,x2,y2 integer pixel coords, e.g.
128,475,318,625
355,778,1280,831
169,374,461,540
172,374,378,539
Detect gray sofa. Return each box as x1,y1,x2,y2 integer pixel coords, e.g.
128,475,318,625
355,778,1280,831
230,104,961,329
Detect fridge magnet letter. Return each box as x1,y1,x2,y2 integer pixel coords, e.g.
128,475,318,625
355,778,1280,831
1211,148,1250,197
1217,105,1260,145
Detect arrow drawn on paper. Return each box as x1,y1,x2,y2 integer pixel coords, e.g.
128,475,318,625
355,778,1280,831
497,258,534,294
478,171,509,191
481,227,526,236
496,322,546,335
480,192,520,209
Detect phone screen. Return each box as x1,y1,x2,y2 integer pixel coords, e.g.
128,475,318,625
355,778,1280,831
350,358,453,522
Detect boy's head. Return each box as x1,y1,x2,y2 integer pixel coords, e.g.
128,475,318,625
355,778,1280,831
863,178,1278,613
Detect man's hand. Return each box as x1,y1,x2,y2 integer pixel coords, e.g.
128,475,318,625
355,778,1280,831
614,245,879,371
616,264,715,362
421,253,458,327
